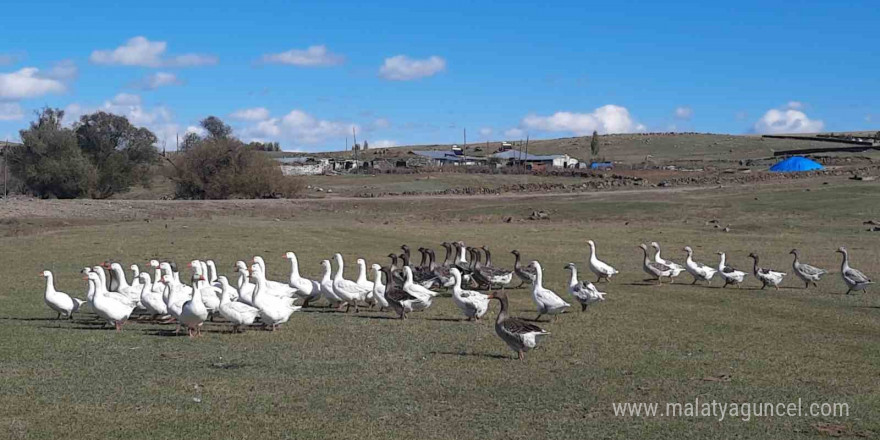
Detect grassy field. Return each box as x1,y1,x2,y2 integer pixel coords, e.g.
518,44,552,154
1,176,879,439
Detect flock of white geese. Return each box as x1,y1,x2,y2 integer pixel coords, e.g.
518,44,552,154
40,240,873,360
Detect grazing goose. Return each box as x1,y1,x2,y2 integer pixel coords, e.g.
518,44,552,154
487,291,550,361
587,240,619,283
380,267,427,319
370,264,389,311
449,268,490,321
511,250,537,288
251,264,300,330
716,252,747,288
747,253,786,290
332,253,371,312
87,271,135,331
138,272,168,319
836,247,873,294
650,242,685,281
563,263,606,311
640,244,674,284
790,249,826,289
683,246,717,285
179,275,210,338
217,276,259,333
284,251,322,307
529,261,570,321
42,270,86,320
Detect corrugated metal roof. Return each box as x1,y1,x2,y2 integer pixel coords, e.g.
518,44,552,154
491,150,567,161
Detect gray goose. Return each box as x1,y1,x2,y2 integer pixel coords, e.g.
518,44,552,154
478,246,514,287
380,266,420,319
511,250,537,288
488,291,550,361
639,244,674,284
836,247,873,294
466,247,493,289
430,248,455,288
789,249,826,289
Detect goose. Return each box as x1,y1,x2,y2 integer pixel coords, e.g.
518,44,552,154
511,250,537,288
836,247,873,294
160,274,189,329
640,244,674,284
105,261,119,292
284,251,322,307
529,261,570,321
42,270,86,319
190,261,220,318
91,265,140,309
234,262,257,306
449,268,489,321
563,263,606,311
381,267,429,319
217,276,259,333
477,246,514,287
790,249,827,289
252,256,297,297
81,267,96,303
138,272,168,319
105,262,142,302
428,248,455,288
129,264,141,285
205,260,220,284
148,260,165,294
487,291,550,361
332,253,371,312
748,253,786,290
355,258,377,304
465,247,493,289
251,264,300,330
402,266,438,307
318,259,344,308
370,264,389,311
179,275,209,338
587,240,619,283
86,271,135,331
716,252,747,288
650,242,685,281
160,262,193,297
683,246,717,285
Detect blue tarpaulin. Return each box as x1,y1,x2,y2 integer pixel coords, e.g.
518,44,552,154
769,157,823,172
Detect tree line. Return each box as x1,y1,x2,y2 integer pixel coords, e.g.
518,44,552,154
4,109,301,199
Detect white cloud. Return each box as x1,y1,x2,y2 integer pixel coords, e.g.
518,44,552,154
0,67,66,100
140,72,181,89
521,105,640,135
245,109,357,146
90,36,217,67
371,139,397,149
379,55,446,81
185,125,207,136
504,128,525,138
372,118,391,129
46,59,78,80
479,127,493,138
262,45,344,67
753,108,824,134
109,93,142,106
786,101,803,110
0,102,24,120
230,107,270,121
674,106,693,120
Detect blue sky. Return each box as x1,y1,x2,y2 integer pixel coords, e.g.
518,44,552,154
1,0,877,151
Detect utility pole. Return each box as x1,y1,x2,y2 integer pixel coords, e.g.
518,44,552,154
3,138,7,199
463,128,467,149
352,127,358,173
524,135,530,172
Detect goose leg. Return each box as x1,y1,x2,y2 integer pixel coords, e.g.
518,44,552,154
518,350,524,361
535,313,543,322
581,303,587,312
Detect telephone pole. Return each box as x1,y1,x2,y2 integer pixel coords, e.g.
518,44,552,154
352,127,358,173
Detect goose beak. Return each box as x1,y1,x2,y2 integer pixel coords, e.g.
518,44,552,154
487,293,496,299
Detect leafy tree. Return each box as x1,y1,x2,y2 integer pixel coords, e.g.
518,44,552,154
7,108,95,198
590,130,600,158
75,112,159,198
200,116,232,140
180,132,202,152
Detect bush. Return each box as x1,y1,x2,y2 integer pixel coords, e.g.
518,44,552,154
169,137,304,199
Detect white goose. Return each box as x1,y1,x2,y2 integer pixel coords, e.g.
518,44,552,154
284,251,322,306
42,270,86,319
129,264,141,286
252,256,297,297
370,264,389,311
401,266,435,311
717,252,747,288
563,263,605,311
86,271,135,331
251,264,300,330
138,272,168,318
748,253,786,290
332,253,372,312
529,261,571,321
106,262,142,305
319,259,343,307
190,261,220,317
836,247,873,294
355,258,376,305
449,268,489,321
148,260,165,294
683,246,717,285
160,274,189,330
91,265,139,309
235,261,256,306
217,276,259,333
587,240,619,282
651,242,685,281
179,274,209,338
